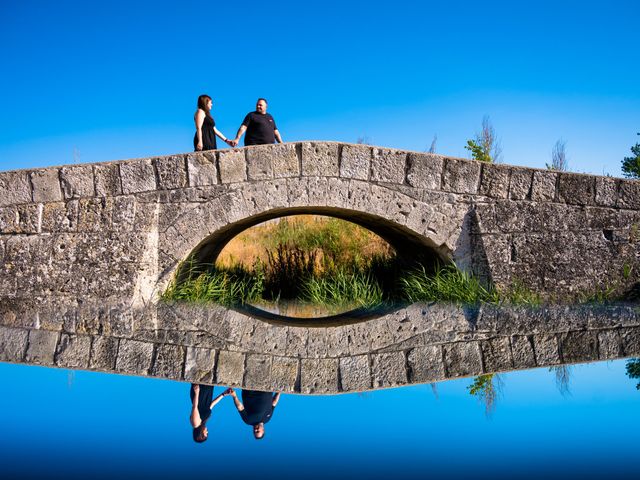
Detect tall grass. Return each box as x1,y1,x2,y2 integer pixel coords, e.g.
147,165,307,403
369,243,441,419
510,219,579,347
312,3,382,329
400,264,499,304
303,269,384,308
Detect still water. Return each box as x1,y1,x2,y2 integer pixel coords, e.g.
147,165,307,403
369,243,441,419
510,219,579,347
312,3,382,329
0,359,638,479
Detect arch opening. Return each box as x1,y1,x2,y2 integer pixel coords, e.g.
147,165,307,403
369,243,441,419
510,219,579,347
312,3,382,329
165,208,453,321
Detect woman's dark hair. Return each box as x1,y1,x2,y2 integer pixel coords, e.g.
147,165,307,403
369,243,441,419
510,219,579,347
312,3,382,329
197,94,212,117
193,425,208,443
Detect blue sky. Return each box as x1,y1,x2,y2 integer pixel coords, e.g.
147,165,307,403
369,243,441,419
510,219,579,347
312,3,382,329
1,0,639,175
0,359,638,478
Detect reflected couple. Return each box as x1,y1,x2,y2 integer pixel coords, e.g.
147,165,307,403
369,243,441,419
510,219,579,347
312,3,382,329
190,384,281,443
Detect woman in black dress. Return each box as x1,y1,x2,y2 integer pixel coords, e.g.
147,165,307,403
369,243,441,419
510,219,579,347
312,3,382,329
190,384,232,443
194,94,233,151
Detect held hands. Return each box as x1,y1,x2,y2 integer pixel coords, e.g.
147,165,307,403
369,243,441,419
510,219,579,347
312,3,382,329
223,387,235,397
225,138,239,147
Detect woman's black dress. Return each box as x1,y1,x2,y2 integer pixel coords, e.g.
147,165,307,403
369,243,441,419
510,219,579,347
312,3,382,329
190,384,214,424
194,114,217,151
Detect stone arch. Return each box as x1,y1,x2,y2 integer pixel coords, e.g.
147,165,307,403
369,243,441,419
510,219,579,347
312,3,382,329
155,177,471,294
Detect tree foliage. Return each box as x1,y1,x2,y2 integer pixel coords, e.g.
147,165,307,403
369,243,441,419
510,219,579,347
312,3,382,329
621,133,640,179
626,358,640,390
465,115,502,163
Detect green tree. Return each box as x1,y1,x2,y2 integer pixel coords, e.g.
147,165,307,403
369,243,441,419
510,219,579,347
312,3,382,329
621,133,640,179
465,115,502,163
626,358,640,390
468,373,503,417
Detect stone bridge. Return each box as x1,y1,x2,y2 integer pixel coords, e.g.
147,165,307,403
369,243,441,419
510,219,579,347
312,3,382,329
1,141,638,304
0,141,639,392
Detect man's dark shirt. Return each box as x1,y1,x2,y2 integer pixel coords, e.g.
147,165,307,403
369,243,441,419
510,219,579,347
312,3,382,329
241,112,277,146
239,390,275,425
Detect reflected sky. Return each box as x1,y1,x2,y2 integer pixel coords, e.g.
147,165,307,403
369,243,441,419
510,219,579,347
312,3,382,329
0,359,638,479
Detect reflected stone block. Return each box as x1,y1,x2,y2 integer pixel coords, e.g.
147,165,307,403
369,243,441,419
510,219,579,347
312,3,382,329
443,342,482,377
510,335,536,369
480,337,513,371
558,331,598,363
89,336,118,370
533,334,560,366
25,330,59,365
116,339,154,375
407,346,444,383
598,330,622,359
54,333,91,368
152,344,186,380
184,347,216,383
243,354,272,391
339,355,371,391
371,352,407,387
215,350,244,387
301,358,338,394
0,326,28,362
270,356,298,393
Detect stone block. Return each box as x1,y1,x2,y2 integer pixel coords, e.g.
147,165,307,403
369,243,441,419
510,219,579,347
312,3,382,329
618,179,640,209
245,145,274,180
557,173,595,206
116,339,154,375
406,153,443,190
442,158,481,194
480,337,513,372
186,152,218,187
218,150,247,183
346,322,372,355
60,165,95,199
533,334,560,366
0,326,28,362
407,346,445,384
270,356,299,392
558,331,598,363
598,330,621,360
531,170,557,202
326,327,350,357
340,144,371,180
112,196,136,231
443,342,482,377
243,354,272,391
595,177,619,207
620,328,640,356
479,163,510,198
54,333,91,368
120,159,157,194
301,142,339,177
152,344,186,379
371,352,407,387
215,350,245,386
285,327,308,358
0,170,32,206
510,335,536,368
339,355,371,391
77,197,112,232
94,163,122,196
31,169,62,202
300,358,339,394
41,201,78,232
154,155,188,190
25,329,59,365
370,148,406,184
0,204,40,234
259,143,299,179
509,168,533,200
89,336,119,370
183,347,217,383
306,328,328,357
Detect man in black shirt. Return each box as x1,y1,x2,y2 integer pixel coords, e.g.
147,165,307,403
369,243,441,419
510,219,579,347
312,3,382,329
229,388,281,439
231,98,283,146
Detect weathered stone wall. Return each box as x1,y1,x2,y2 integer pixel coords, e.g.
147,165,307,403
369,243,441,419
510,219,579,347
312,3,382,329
1,141,638,304
1,300,639,393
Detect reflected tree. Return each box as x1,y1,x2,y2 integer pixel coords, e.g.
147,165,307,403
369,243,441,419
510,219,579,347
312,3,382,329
467,373,503,417
626,358,640,390
430,382,439,400
549,365,573,396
